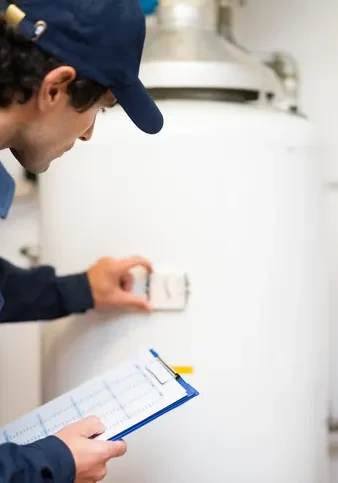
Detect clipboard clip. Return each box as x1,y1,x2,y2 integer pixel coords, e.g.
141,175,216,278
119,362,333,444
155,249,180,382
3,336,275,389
146,351,179,385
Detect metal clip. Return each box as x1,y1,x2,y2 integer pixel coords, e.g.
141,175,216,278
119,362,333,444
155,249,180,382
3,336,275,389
146,355,178,385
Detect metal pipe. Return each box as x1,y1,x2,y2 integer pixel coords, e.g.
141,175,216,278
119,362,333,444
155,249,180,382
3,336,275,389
215,0,300,111
157,0,217,31
20,245,41,268
217,0,236,43
257,51,299,112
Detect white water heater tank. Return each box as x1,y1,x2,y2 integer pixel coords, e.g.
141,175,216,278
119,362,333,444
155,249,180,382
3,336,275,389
39,99,328,483
38,1,328,481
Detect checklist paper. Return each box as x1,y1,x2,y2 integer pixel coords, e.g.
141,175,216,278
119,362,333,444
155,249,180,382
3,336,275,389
0,350,197,445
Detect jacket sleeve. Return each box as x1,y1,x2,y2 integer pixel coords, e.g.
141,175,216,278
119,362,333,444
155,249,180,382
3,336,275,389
0,257,94,323
0,435,76,482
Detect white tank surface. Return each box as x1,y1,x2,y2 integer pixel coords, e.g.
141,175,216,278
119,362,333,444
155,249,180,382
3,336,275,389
38,99,328,483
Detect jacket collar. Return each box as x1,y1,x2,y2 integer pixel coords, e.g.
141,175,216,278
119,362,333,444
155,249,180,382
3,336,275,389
0,161,15,219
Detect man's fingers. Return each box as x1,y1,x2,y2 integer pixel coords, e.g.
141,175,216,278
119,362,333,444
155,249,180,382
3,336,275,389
118,291,152,311
77,415,106,438
120,273,134,292
116,256,153,275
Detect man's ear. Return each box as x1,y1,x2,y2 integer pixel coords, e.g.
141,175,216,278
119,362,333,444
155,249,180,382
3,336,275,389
36,66,77,112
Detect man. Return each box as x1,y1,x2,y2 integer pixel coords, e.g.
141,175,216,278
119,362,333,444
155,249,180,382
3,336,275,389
0,0,163,481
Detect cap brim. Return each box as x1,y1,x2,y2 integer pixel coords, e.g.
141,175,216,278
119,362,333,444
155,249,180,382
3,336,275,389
111,79,163,135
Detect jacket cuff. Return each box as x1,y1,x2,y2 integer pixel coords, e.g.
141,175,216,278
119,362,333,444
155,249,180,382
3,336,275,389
56,272,94,314
30,435,76,480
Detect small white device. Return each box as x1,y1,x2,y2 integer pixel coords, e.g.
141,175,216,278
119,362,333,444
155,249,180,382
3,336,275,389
131,267,190,311
146,272,190,311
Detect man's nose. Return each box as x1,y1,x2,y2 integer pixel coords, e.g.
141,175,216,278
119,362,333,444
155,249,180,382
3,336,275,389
79,120,96,142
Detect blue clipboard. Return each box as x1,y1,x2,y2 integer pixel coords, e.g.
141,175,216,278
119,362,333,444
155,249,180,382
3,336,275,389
108,348,199,441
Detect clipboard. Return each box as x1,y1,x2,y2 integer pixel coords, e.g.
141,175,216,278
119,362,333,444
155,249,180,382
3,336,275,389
0,348,200,446
108,348,200,441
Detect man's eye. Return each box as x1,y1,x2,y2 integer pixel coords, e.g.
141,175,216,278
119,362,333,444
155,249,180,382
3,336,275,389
99,101,118,113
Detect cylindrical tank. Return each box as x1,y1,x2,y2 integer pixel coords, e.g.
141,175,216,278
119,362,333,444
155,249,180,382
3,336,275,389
39,100,329,483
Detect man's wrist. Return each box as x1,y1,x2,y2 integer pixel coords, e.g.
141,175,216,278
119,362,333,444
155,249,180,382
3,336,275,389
27,435,76,481
56,272,94,314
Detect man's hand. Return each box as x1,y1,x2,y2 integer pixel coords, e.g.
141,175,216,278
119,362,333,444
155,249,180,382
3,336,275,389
55,416,127,482
87,256,152,312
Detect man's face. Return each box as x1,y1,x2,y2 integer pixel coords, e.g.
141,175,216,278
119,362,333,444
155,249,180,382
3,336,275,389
10,66,115,174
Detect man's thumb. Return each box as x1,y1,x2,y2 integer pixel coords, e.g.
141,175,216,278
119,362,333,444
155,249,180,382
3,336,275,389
119,291,152,311
78,415,106,438
102,440,127,459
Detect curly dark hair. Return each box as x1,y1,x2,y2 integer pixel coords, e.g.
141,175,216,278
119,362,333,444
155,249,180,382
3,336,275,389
0,16,108,111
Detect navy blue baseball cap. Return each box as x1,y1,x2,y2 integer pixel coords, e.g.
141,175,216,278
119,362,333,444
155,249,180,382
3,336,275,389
1,0,163,134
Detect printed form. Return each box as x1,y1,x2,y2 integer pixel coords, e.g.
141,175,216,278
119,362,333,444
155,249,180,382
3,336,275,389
0,350,189,445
